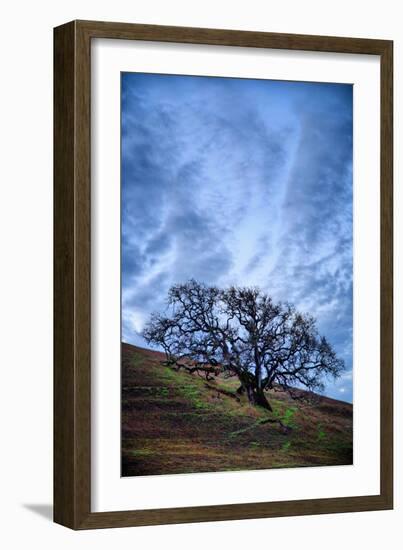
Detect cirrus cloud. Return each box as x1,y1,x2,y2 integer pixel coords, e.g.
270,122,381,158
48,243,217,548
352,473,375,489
121,73,353,402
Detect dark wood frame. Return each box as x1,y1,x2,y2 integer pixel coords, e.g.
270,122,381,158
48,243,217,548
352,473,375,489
54,19,393,530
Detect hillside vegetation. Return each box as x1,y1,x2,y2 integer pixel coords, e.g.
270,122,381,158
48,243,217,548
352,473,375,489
122,343,353,477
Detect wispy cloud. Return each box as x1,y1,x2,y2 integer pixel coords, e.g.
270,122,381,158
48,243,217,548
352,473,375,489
121,73,353,402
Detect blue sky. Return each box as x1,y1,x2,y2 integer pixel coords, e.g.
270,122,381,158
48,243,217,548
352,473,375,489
121,72,353,402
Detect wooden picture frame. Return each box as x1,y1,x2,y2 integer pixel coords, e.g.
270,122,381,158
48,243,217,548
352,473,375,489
54,19,393,529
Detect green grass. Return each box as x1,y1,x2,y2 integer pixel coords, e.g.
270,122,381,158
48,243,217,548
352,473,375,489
121,343,353,477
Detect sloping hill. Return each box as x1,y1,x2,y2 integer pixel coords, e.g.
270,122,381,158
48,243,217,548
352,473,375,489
122,342,353,477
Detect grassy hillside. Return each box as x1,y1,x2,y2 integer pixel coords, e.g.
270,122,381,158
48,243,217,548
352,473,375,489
122,343,353,477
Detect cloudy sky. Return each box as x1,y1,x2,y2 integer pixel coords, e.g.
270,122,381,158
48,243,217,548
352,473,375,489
121,72,353,402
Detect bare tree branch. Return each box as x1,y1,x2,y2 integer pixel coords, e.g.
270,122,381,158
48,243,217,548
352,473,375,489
143,280,345,412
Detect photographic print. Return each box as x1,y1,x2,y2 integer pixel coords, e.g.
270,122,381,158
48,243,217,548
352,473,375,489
121,72,353,477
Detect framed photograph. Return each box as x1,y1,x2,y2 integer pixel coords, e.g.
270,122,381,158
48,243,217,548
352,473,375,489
54,20,393,529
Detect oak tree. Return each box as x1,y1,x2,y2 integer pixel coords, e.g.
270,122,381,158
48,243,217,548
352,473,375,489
143,280,344,411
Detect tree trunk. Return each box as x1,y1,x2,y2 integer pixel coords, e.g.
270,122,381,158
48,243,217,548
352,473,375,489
254,387,273,411
243,384,273,411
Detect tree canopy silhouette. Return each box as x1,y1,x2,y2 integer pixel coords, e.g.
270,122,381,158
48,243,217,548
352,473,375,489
143,280,344,411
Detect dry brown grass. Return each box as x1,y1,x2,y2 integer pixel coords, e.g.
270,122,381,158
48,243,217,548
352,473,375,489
121,343,353,477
